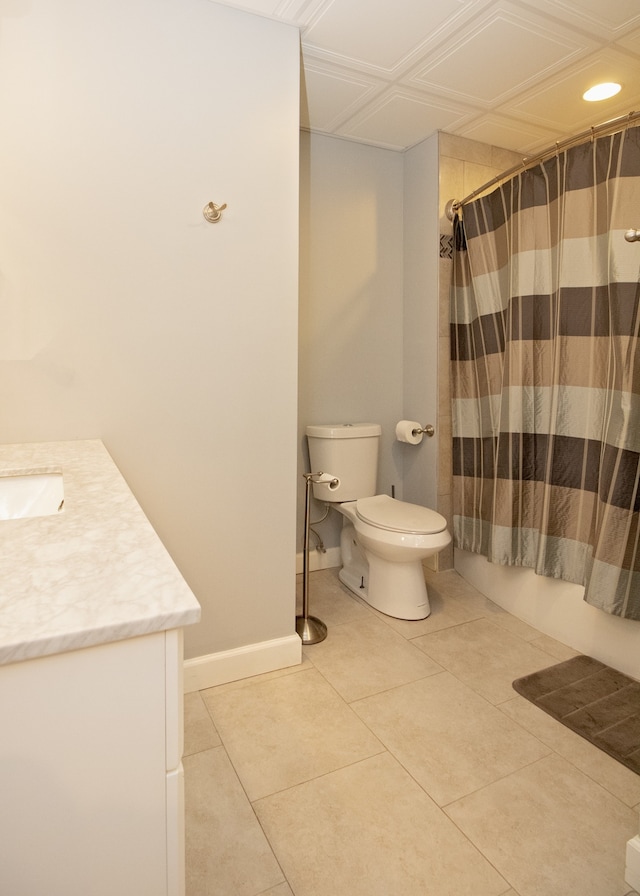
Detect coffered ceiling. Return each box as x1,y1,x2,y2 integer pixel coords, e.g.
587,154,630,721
213,0,640,154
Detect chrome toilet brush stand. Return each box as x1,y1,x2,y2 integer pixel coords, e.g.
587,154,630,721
296,472,328,645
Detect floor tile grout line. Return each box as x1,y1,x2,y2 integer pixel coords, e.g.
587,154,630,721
187,567,639,895
346,667,451,708
250,796,295,896
307,569,640,802
440,751,559,813
249,749,392,810
434,754,593,896
494,695,640,807
182,740,291,896
336,741,516,894
310,660,450,705
203,737,293,894
302,567,545,651
268,634,579,877
350,567,640,803
200,662,389,803
439,800,517,896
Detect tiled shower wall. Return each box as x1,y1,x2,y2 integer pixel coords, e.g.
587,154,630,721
436,134,521,570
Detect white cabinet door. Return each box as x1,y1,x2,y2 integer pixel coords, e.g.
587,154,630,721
0,633,173,896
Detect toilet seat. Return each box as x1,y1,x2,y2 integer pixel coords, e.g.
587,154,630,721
356,494,446,535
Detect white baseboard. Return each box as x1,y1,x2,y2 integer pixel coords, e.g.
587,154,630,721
295,545,341,575
184,550,340,693
183,633,302,692
626,835,640,891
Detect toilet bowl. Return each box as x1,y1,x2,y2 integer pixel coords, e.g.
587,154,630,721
337,496,450,619
305,422,451,620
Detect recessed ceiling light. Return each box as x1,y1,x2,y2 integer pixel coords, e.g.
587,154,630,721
583,82,622,102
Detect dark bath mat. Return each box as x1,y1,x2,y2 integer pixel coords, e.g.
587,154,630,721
513,655,640,775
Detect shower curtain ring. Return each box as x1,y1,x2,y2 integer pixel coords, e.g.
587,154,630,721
445,199,460,222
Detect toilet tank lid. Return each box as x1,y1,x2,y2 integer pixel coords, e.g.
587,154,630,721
306,423,381,439
356,495,447,534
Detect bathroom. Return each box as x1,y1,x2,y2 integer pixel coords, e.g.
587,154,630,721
2,0,639,687
2,1,640,891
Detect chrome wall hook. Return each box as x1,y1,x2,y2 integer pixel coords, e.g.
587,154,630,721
203,201,227,223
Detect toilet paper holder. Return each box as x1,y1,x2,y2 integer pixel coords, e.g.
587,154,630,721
296,471,330,645
413,424,435,437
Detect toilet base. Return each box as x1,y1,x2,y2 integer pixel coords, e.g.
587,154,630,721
339,523,431,620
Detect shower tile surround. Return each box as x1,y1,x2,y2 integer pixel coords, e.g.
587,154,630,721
435,134,522,572
185,567,640,896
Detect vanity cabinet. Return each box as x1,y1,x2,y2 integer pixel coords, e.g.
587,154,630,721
0,629,186,896
0,440,200,896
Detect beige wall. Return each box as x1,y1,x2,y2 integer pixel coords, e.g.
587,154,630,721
0,0,300,661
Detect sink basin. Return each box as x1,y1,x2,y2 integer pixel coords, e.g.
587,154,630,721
0,471,64,520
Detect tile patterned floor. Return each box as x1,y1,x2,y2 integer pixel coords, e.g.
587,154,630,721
184,567,640,896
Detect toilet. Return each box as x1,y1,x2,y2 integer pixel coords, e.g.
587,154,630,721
306,423,451,620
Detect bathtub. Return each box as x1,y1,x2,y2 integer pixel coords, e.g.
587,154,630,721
455,548,640,681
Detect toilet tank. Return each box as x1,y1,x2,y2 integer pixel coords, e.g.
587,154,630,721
306,423,381,502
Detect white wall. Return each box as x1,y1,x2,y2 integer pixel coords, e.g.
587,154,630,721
0,0,300,664
297,132,404,554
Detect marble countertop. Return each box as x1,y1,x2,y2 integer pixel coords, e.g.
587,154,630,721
0,440,201,665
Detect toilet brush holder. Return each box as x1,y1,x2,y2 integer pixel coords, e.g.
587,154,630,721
296,472,328,644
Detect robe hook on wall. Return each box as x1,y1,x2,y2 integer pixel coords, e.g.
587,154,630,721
203,201,227,223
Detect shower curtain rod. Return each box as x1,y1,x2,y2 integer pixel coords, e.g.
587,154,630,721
446,109,640,219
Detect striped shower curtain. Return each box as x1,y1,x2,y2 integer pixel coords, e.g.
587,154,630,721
451,124,640,619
